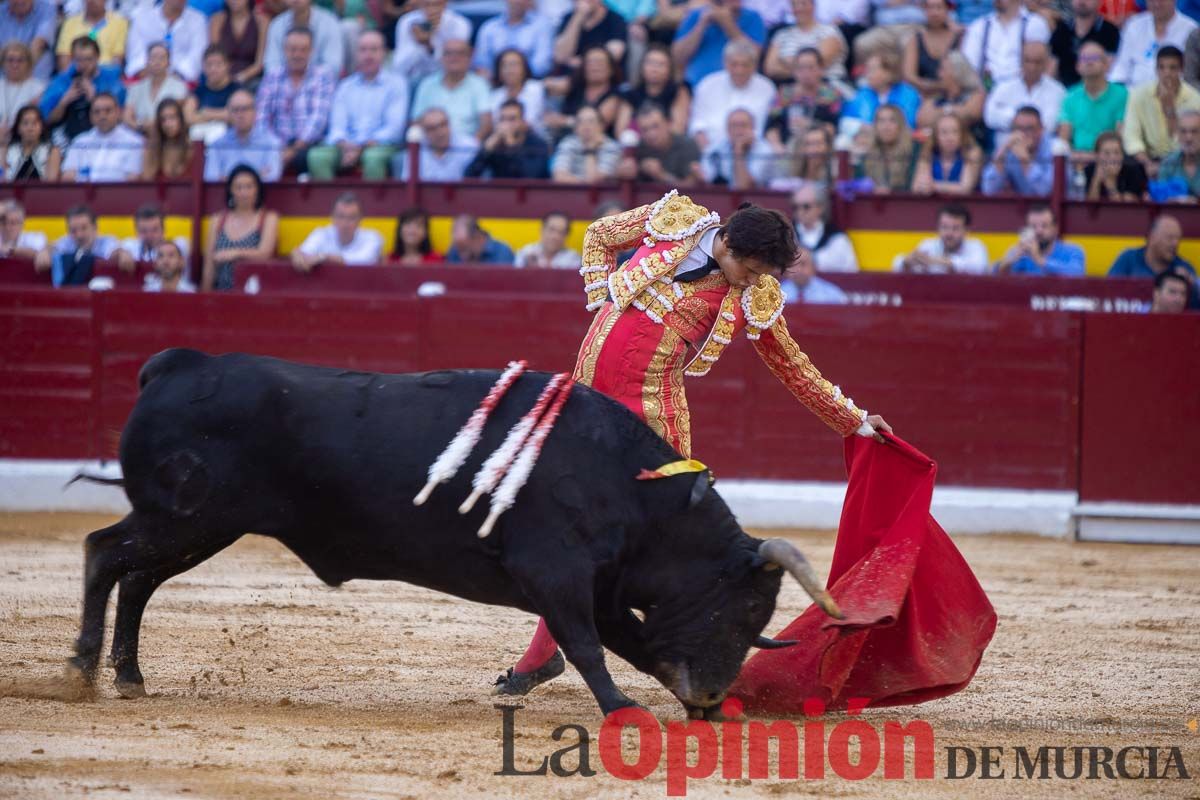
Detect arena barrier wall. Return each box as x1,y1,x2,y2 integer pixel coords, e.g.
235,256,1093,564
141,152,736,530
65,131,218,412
2,285,1197,536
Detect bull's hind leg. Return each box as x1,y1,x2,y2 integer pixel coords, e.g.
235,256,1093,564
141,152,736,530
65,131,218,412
68,514,237,692
108,535,232,698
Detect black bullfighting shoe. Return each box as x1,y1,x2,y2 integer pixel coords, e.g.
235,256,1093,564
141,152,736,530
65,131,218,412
491,650,566,696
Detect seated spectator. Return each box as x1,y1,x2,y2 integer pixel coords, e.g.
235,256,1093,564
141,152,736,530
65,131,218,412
1108,215,1196,280
61,93,144,182
689,40,775,149
0,200,47,259
852,0,924,68
901,0,960,98
34,205,120,287
961,0,1051,87
553,0,628,75
4,105,61,180
982,106,1055,195
1109,0,1197,88
1057,41,1127,154
210,0,269,86
894,203,990,274
292,193,384,270
392,207,444,265
123,44,190,135
615,45,691,136
489,49,546,137
857,103,917,193
781,248,848,304
40,37,126,148
843,51,921,134
1149,268,1191,313
117,203,190,265
1158,109,1200,198
912,112,983,195
788,123,834,184
994,204,1084,275
0,43,44,132
202,165,280,291
701,107,780,188
392,0,472,85
671,0,766,87
0,0,56,81
547,46,624,137
983,41,1065,138
617,102,701,184
56,0,128,74
763,0,848,83
550,106,621,182
915,51,986,134
465,98,551,178
264,0,344,77
445,214,515,263
395,107,479,180
411,40,493,140
307,31,407,180
475,0,556,78
204,89,284,181
1123,46,1200,178
184,46,242,143
143,240,197,293
1049,0,1119,87
1083,131,1148,200
515,211,580,268
126,0,208,83
791,180,857,271
141,98,193,178
764,48,843,151
256,28,336,174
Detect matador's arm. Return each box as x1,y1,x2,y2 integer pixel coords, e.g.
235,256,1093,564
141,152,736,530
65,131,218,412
578,203,654,311
743,276,873,437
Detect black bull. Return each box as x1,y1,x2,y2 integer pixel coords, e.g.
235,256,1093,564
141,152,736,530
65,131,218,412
66,349,839,716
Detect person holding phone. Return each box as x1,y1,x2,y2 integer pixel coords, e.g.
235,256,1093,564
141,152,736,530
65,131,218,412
994,204,1086,275
392,0,471,83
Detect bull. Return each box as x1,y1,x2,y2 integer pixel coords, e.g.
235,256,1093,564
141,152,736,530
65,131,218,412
65,348,840,716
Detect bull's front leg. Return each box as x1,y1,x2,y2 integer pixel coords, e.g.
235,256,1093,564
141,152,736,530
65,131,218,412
505,560,639,716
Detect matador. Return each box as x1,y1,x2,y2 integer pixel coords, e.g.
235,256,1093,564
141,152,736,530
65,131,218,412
493,190,892,696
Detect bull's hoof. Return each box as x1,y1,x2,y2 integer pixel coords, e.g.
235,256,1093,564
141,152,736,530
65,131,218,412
491,650,565,697
114,679,147,699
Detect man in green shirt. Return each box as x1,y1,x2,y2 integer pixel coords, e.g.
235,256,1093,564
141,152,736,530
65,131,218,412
1058,41,1127,153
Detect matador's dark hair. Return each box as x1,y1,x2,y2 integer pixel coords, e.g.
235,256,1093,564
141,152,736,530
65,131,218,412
719,202,798,273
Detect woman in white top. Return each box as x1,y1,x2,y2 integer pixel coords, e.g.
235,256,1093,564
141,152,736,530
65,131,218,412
488,48,546,136
0,43,47,135
123,43,189,135
763,0,848,82
4,106,61,181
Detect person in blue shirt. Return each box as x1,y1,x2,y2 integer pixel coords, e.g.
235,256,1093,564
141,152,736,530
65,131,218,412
39,36,126,146
843,51,921,128
1108,215,1199,308
671,0,765,86
981,105,1055,196
445,214,516,263
995,204,1086,276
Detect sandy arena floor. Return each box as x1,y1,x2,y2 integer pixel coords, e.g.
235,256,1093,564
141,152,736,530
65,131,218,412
0,511,1197,799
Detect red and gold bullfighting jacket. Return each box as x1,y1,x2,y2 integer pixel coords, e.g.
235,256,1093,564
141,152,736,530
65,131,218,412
572,190,869,458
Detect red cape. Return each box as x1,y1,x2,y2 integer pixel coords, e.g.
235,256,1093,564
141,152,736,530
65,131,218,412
729,433,997,713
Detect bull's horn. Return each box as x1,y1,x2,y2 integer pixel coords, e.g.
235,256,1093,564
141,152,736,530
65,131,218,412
758,539,845,620
753,635,801,649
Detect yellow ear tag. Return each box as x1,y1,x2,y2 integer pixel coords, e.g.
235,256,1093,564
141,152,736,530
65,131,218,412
636,459,708,480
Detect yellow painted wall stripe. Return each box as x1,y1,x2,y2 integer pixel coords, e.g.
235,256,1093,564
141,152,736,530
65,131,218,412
22,216,1198,277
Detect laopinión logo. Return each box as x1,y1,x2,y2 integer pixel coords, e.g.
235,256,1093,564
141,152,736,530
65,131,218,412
494,701,1193,796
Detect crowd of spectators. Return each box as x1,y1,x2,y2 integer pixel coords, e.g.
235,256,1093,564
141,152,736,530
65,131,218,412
0,0,1196,307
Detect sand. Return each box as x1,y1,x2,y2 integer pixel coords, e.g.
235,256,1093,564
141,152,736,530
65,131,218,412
0,511,1197,799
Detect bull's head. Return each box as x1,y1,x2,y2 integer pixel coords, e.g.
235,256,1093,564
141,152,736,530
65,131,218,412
610,477,843,713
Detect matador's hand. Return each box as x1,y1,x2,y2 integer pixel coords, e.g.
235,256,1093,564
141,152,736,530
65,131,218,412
865,414,892,443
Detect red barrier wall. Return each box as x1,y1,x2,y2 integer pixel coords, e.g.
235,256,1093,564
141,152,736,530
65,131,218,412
2,287,1197,502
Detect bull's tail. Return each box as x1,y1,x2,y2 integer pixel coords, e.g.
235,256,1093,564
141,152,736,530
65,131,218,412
64,473,125,489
